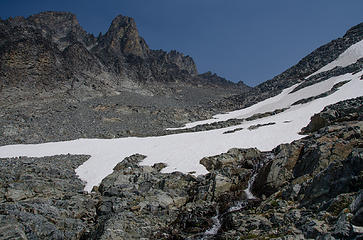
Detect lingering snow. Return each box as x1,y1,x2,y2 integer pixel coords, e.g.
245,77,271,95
168,73,352,130
308,39,363,78
0,71,362,192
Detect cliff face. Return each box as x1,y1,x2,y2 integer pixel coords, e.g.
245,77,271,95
0,17,67,89
0,11,238,95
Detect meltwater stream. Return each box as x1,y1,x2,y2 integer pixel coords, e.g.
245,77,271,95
201,153,274,239
201,172,258,239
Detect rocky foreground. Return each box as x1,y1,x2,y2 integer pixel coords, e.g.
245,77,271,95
1,97,362,239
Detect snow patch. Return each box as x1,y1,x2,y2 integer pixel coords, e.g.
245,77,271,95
168,72,353,130
307,39,363,78
0,71,362,192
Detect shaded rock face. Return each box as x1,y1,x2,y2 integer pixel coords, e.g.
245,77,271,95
0,23,67,89
252,143,302,197
301,148,363,206
351,190,363,226
27,11,96,50
253,98,363,202
200,148,262,200
62,42,102,73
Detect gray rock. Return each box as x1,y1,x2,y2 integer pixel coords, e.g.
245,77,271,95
0,215,27,240
352,207,363,227
0,155,97,239
301,219,329,239
333,213,354,239
301,148,363,206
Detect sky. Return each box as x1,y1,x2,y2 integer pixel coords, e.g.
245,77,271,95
1,1,362,86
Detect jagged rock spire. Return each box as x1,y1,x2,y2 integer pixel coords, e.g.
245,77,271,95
100,14,150,58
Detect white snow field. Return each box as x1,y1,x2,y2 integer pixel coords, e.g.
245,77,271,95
308,39,363,78
0,70,362,192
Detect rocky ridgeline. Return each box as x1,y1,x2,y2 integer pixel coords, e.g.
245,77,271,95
1,97,362,239
0,11,248,96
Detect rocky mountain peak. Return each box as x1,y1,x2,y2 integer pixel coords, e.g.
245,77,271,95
100,14,149,58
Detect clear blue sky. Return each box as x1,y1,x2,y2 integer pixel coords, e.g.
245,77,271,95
1,1,362,86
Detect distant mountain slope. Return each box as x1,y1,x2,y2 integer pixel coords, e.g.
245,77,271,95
258,22,363,92
218,22,363,111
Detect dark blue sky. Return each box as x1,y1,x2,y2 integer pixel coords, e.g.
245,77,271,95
1,1,362,86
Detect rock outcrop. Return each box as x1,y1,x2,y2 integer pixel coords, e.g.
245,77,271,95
0,155,97,239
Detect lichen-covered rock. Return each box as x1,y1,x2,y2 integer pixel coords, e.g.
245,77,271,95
0,155,97,239
0,215,27,240
302,96,363,133
300,148,363,207
253,110,362,200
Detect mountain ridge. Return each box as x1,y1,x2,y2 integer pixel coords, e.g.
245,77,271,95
0,11,248,97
